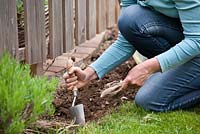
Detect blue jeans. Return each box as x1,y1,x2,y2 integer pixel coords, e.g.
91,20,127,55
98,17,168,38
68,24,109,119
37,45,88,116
118,5,200,111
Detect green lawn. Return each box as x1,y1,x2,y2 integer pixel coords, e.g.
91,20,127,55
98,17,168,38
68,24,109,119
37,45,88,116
78,102,200,134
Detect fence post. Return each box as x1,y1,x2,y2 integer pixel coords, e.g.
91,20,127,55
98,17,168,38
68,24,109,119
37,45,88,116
115,0,121,24
49,0,63,58
86,0,96,40
106,0,116,28
63,0,74,52
24,0,46,75
96,0,107,34
75,0,86,46
0,0,18,58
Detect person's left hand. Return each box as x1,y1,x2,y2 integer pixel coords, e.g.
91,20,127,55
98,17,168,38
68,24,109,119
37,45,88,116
122,58,161,89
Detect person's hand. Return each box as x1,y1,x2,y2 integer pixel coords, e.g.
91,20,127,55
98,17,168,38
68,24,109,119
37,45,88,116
63,67,87,90
122,58,161,89
63,66,97,90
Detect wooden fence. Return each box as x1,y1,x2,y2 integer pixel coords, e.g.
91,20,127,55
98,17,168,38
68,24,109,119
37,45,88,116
0,0,120,74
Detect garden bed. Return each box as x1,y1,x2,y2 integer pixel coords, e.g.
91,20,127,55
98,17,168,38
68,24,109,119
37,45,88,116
25,28,136,133
29,27,138,133
53,27,137,122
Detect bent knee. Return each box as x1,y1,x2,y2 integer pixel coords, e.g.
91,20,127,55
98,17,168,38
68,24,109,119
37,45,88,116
118,5,143,36
118,10,130,36
135,90,166,112
135,91,150,110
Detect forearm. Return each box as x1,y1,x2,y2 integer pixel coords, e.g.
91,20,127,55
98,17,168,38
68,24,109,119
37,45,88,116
157,39,200,72
89,33,135,78
156,0,200,72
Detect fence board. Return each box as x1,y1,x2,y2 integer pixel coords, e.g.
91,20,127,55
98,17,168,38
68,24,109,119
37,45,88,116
115,0,121,23
63,0,74,52
49,0,63,58
96,0,106,33
86,0,96,40
0,0,18,57
24,0,46,64
75,0,86,46
106,0,116,28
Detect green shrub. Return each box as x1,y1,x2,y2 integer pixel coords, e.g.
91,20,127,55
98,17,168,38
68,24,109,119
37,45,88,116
16,0,48,13
16,0,23,13
0,53,58,134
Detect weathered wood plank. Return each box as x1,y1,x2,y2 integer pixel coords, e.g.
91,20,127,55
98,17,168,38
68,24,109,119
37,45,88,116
24,0,46,64
30,63,43,76
63,0,74,52
115,0,121,23
96,0,106,33
86,0,96,40
106,0,116,28
75,0,86,46
0,0,18,57
49,0,63,58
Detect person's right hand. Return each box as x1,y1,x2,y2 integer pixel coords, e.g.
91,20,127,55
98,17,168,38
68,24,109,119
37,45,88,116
63,67,88,90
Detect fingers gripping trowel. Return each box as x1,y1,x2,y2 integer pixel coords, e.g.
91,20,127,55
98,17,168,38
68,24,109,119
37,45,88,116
67,57,85,125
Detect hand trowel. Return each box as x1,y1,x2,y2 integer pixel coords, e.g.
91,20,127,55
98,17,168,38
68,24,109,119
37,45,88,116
69,86,85,125
67,57,85,125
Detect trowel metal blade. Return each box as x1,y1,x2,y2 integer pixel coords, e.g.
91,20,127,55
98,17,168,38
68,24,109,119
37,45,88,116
69,104,85,125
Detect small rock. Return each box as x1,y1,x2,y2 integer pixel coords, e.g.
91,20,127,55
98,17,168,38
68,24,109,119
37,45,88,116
101,104,105,108
121,96,128,102
89,98,93,102
114,102,119,107
105,101,110,105
91,112,94,116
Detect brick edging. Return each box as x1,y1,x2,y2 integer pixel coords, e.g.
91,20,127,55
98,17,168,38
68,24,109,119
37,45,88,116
44,32,105,76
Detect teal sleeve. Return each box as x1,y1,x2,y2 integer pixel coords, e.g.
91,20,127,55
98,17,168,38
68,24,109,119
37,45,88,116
156,0,200,72
90,33,135,79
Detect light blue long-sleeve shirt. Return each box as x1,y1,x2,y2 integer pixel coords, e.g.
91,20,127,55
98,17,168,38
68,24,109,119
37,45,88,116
90,0,200,79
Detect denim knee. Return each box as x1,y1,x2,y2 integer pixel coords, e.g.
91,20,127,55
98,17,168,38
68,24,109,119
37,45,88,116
135,90,150,110
118,10,131,38
135,86,164,112
118,5,141,39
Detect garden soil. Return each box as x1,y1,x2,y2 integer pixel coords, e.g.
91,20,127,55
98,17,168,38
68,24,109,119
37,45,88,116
51,27,137,124
28,28,138,134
